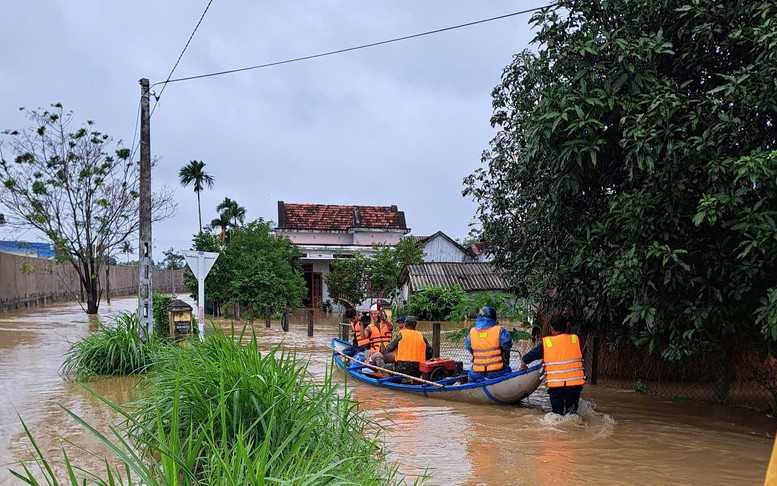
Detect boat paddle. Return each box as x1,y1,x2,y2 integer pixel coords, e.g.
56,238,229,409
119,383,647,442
334,349,445,388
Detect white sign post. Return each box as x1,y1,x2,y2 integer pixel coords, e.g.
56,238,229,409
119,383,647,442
183,250,219,340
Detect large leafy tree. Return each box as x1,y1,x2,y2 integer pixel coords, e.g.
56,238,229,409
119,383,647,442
368,238,424,298
222,220,305,314
324,253,370,309
179,160,214,233
0,104,175,313
464,0,777,394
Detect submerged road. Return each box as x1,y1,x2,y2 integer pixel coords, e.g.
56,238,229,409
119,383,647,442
0,297,773,485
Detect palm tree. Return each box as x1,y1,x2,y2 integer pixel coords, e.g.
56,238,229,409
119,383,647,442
179,160,215,233
120,241,134,264
216,197,246,227
210,212,232,243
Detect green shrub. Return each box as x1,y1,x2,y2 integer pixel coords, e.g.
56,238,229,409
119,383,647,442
448,292,531,323
636,379,651,394
60,312,165,381
152,291,175,338
405,285,469,321
17,325,414,484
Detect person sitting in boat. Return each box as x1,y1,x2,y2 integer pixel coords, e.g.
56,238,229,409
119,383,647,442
520,314,585,415
372,316,432,377
465,306,513,383
343,308,371,357
364,303,393,354
395,315,406,331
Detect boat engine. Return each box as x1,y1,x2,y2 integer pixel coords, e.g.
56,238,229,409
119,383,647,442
420,358,463,381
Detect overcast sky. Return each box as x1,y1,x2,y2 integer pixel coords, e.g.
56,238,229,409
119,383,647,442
0,0,547,255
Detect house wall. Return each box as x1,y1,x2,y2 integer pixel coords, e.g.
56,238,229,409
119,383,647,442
423,236,471,263
352,231,403,246
280,231,352,245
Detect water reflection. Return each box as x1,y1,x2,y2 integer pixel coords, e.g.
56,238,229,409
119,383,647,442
0,298,774,485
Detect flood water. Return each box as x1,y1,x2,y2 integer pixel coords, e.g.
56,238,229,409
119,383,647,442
0,296,774,485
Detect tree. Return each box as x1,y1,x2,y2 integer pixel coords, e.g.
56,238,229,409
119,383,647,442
162,247,185,270
215,197,246,228
222,220,305,315
209,212,231,243
179,160,214,233
120,241,134,264
0,104,175,313
405,285,469,321
324,253,370,309
211,197,246,243
464,0,777,390
367,238,424,298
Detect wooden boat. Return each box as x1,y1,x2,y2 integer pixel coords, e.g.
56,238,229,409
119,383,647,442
331,338,543,405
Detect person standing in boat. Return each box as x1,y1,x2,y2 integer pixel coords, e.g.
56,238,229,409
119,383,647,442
343,308,371,357
520,314,586,415
365,303,393,354
465,306,513,383
372,316,432,377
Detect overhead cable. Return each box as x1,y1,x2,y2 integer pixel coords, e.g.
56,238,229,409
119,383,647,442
156,4,551,86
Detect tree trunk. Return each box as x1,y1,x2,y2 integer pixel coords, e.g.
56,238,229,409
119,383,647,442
197,191,202,233
105,266,111,304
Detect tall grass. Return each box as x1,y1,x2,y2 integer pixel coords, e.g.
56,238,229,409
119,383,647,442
12,324,418,484
60,311,166,381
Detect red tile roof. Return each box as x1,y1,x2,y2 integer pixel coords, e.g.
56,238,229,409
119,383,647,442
277,202,407,231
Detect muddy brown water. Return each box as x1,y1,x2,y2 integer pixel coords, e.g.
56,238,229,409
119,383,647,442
0,297,774,485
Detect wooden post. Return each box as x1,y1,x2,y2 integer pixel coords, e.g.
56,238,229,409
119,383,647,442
265,306,271,328
432,322,441,358
307,310,314,337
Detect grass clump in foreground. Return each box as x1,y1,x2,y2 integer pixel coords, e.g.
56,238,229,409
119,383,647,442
60,311,167,380
13,325,417,485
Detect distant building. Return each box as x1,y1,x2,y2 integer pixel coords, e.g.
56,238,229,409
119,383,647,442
469,242,493,262
275,201,410,310
413,231,474,263
0,241,55,259
398,261,509,303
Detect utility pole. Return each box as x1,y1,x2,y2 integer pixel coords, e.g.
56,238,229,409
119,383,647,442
138,78,153,340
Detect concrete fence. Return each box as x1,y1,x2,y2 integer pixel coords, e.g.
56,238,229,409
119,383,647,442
0,251,184,313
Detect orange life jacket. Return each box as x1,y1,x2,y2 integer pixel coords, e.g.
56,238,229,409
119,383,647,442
469,325,505,373
542,334,586,387
352,320,370,347
368,322,392,352
395,329,427,363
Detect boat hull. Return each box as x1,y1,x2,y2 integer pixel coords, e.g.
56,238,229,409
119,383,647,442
331,338,543,405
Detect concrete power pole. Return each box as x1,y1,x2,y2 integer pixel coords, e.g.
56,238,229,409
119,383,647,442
138,78,153,339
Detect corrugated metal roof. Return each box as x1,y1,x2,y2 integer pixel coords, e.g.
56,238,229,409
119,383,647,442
399,262,508,293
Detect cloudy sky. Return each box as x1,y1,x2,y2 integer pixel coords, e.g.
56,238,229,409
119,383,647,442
0,0,547,255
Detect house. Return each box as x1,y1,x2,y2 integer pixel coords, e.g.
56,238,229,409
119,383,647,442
469,242,493,262
398,261,509,303
275,201,410,311
0,241,55,259
413,231,474,263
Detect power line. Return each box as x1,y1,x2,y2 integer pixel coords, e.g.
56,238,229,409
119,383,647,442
128,99,141,162
154,4,550,87
151,0,216,116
